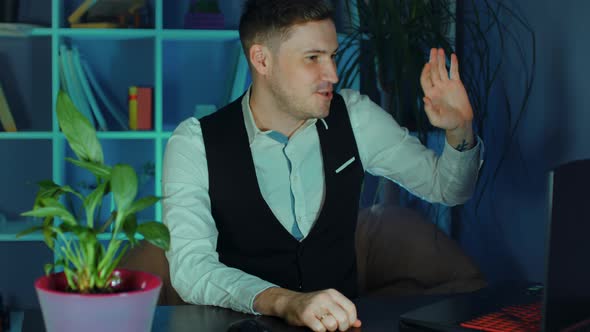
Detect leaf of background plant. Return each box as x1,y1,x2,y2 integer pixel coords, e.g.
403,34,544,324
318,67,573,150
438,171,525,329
111,164,137,214
56,90,104,164
137,221,170,251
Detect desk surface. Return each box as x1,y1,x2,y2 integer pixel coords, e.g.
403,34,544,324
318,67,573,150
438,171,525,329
20,294,445,331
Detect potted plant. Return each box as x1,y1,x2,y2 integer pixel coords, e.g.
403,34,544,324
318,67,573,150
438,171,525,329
184,0,224,29
17,91,170,332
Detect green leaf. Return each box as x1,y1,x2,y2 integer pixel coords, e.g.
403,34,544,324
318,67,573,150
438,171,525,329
56,90,103,164
111,164,137,213
33,180,62,207
16,225,44,239
66,158,111,179
83,181,107,228
122,214,138,245
98,239,122,273
33,183,83,212
137,221,170,251
43,226,56,249
44,263,54,276
58,223,86,235
22,198,77,226
128,195,160,215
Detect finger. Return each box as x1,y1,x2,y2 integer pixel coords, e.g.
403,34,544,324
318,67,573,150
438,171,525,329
326,289,358,326
352,319,362,328
307,316,327,332
322,303,350,331
437,48,449,81
420,63,434,95
319,313,339,332
450,53,460,81
429,48,441,84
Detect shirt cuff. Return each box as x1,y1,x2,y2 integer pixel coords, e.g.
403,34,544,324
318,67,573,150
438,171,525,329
237,281,279,315
443,135,484,160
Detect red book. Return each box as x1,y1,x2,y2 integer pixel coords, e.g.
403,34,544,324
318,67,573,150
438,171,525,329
136,86,153,130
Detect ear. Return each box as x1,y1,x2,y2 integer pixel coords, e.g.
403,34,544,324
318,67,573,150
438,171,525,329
249,44,272,76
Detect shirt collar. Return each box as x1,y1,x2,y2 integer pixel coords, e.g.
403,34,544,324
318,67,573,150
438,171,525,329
241,85,328,145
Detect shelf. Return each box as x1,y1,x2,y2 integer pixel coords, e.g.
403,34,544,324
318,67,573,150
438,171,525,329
57,28,156,39
160,29,239,40
0,132,54,139
96,131,164,139
0,27,52,38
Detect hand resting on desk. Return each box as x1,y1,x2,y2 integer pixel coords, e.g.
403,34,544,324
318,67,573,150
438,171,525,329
254,287,362,332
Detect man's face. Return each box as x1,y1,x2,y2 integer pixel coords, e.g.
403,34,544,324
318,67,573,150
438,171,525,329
267,19,339,121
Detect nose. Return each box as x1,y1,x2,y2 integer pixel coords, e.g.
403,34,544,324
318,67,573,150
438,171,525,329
323,59,339,84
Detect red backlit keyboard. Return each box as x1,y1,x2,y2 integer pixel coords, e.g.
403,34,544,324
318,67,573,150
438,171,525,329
460,302,542,332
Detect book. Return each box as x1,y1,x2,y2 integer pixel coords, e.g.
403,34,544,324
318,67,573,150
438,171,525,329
70,22,120,29
68,0,146,28
82,60,128,130
70,46,108,131
0,81,16,132
68,0,97,25
59,45,96,128
136,87,152,130
128,86,138,130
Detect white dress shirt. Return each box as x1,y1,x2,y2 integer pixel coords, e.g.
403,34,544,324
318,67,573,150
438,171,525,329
162,88,482,314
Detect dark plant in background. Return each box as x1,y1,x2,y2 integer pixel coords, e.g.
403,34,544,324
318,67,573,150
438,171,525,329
337,0,535,224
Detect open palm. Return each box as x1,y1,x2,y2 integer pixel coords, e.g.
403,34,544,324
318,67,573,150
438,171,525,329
420,48,473,131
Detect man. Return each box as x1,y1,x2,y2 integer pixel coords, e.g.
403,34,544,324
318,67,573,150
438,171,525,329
162,0,481,331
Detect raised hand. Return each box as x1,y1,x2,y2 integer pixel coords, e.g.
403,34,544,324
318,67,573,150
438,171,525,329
420,48,473,132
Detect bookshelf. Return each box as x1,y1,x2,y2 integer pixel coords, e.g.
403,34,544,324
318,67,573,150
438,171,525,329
0,0,252,242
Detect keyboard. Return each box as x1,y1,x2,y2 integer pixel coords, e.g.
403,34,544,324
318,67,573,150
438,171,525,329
460,302,542,332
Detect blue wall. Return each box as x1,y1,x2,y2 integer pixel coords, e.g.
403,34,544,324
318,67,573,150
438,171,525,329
457,0,590,283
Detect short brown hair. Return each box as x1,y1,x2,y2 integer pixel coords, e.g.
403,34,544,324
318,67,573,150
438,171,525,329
239,0,334,55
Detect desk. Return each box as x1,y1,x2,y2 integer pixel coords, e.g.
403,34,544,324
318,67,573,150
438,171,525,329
19,294,445,331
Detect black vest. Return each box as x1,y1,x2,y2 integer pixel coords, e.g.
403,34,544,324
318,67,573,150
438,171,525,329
200,93,364,298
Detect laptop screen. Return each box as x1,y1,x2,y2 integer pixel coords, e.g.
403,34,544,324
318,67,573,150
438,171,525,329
543,159,590,331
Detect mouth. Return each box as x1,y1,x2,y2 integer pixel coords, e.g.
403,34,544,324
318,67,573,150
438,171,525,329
316,91,333,100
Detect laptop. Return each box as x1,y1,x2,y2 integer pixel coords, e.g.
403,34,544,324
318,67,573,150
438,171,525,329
399,159,590,332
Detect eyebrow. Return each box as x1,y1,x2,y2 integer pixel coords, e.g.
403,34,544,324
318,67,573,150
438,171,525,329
303,47,339,55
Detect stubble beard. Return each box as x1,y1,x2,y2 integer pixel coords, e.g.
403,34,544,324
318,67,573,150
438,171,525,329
269,78,319,122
